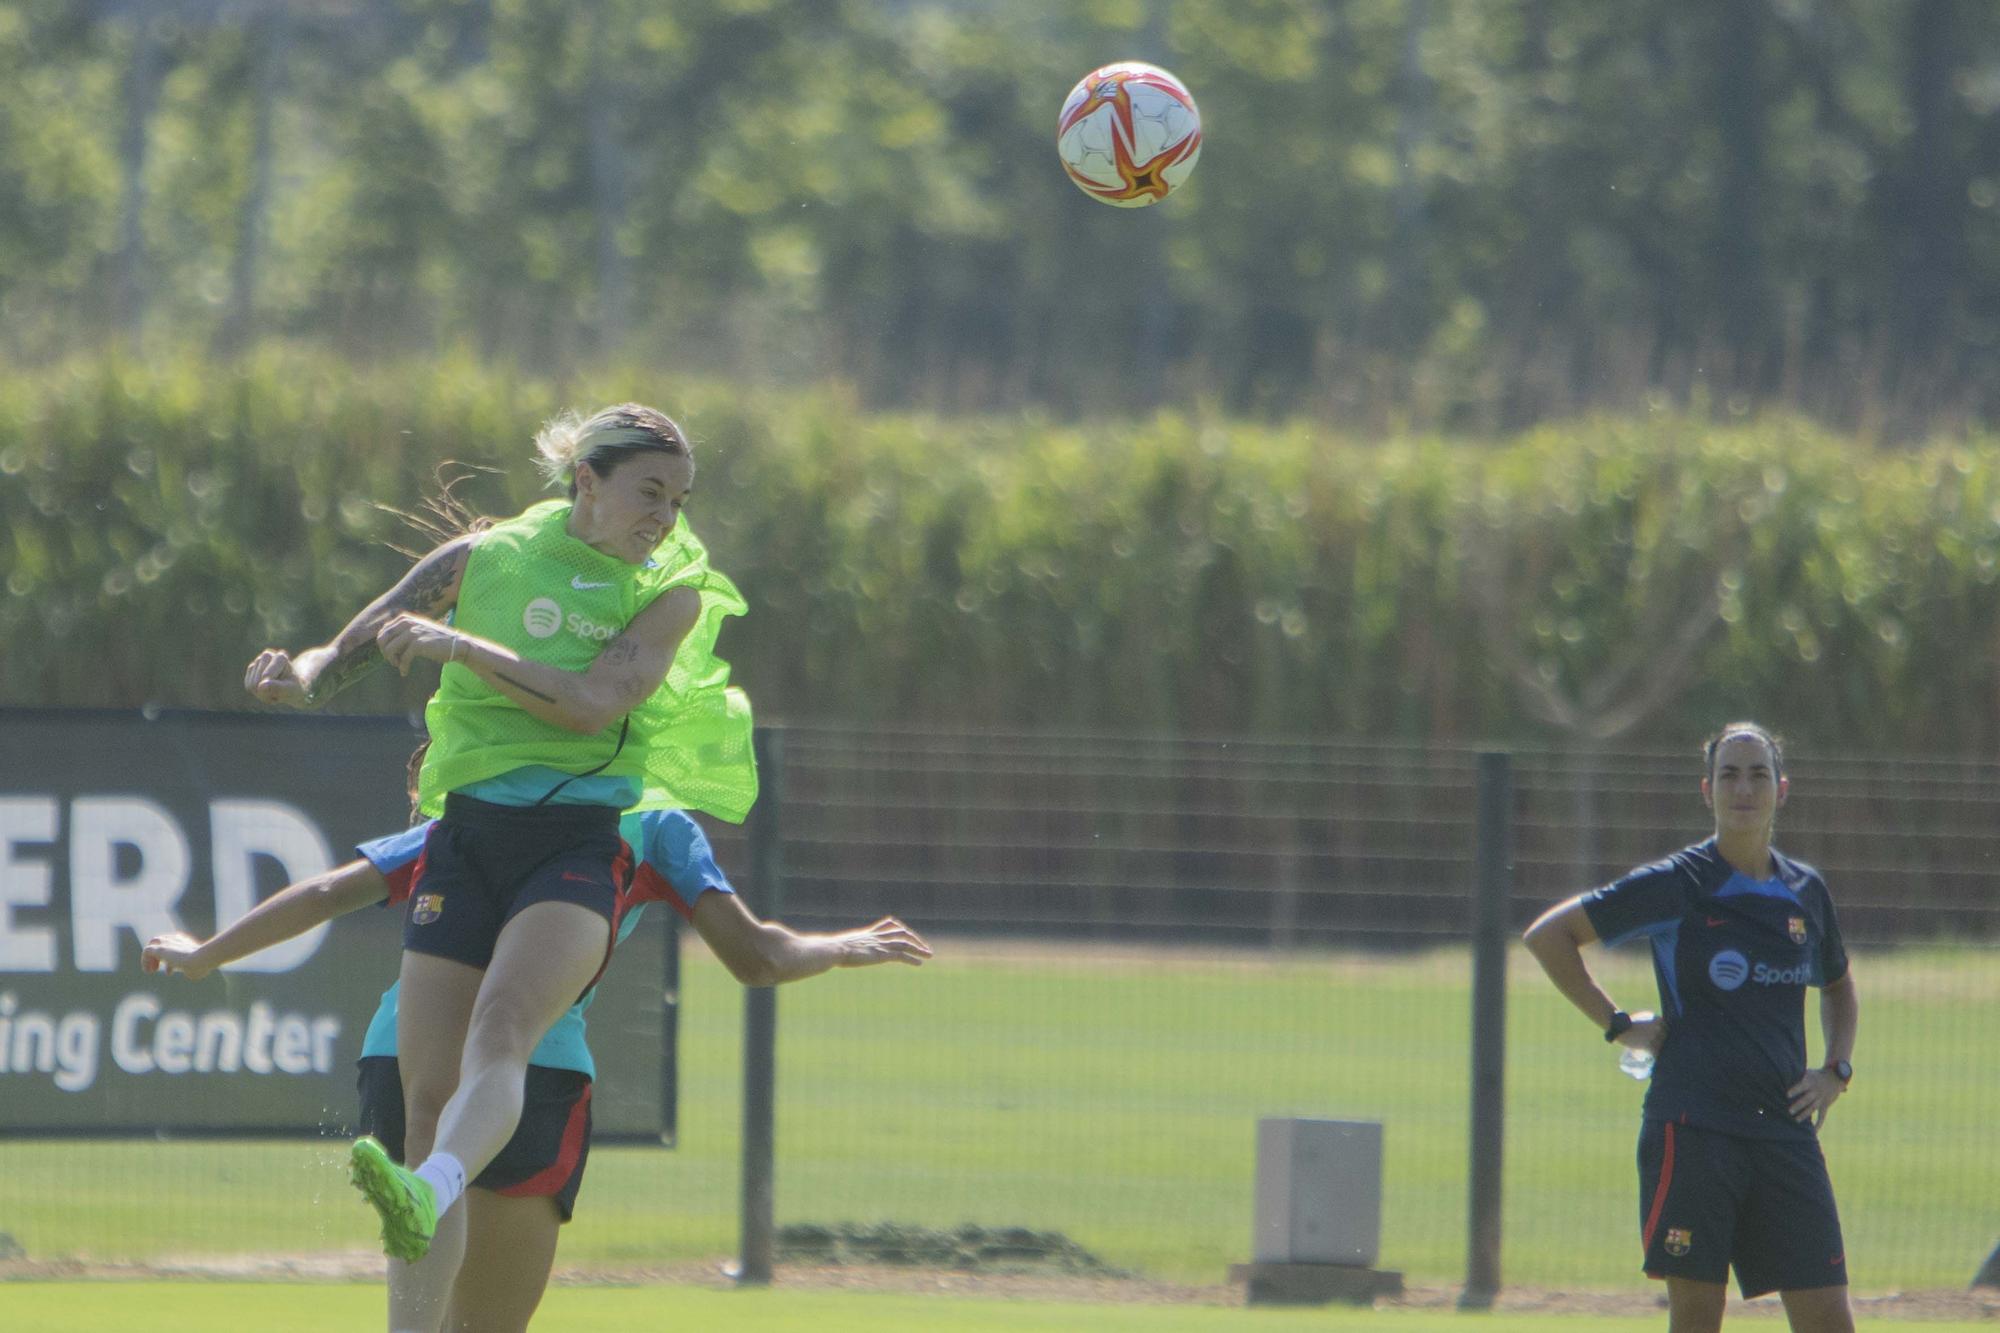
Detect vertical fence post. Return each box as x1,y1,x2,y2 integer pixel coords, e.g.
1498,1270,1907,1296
1461,750,1512,1310
660,910,681,1146
735,726,785,1286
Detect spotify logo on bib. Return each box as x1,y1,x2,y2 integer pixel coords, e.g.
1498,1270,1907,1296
522,598,563,638
1708,950,1749,991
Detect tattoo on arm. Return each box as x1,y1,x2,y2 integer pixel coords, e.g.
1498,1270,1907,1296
304,643,381,703
495,670,559,705
593,633,667,711
306,540,470,704
395,545,466,617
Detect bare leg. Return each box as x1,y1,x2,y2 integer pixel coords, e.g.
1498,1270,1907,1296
396,902,608,1321
1666,1277,1728,1333
384,951,482,1333
443,1190,563,1333
387,1209,465,1333
1779,1285,1854,1333
430,901,609,1179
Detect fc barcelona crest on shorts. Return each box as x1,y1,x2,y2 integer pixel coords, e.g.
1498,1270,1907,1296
1665,1227,1693,1257
412,893,445,925
1788,916,1807,944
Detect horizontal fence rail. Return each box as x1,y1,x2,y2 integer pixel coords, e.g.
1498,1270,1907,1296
705,725,2000,947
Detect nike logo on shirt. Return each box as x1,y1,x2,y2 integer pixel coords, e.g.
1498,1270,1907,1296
572,576,612,590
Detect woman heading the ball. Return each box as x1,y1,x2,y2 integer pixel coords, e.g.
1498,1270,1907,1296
244,404,771,1331
1522,723,1858,1333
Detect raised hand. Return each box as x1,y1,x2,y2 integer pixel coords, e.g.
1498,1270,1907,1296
245,648,314,706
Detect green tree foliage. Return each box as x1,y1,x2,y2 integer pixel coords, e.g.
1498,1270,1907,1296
6,1,2000,429
7,355,2000,752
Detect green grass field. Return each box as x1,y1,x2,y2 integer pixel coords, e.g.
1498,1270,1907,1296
5,1283,1997,1333
8,1281,2000,1332
3,942,1994,1304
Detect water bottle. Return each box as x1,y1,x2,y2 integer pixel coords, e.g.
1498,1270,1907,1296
1617,1010,1657,1080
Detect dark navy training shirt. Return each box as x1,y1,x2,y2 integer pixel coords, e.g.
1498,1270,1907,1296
1582,838,1849,1140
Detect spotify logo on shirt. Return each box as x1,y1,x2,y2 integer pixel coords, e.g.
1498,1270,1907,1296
522,598,564,638
1708,950,1750,990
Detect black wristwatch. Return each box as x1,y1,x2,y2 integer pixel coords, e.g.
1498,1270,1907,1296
1827,1058,1852,1086
1603,1010,1633,1042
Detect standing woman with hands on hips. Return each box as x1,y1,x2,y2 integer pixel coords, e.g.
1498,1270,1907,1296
1522,723,1858,1333
245,404,763,1333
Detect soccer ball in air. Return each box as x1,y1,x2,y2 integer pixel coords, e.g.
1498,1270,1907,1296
1056,62,1202,207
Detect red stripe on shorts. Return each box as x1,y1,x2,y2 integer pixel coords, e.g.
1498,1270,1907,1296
1641,1121,1677,1254
580,840,636,995
501,1081,594,1198
388,842,430,908
628,862,696,923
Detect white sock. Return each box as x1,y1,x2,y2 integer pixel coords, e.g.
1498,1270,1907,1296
414,1153,466,1215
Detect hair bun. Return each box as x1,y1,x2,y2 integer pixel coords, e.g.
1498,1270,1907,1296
532,404,689,490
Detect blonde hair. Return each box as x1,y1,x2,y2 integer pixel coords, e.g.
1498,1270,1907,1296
532,403,690,495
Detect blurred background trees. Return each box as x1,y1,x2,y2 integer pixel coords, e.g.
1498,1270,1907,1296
10,1,2000,750
10,357,2000,749
6,0,1999,434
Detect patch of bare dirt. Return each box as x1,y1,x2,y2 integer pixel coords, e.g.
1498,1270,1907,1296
552,1260,1241,1305
1390,1283,2000,1322
0,1251,384,1283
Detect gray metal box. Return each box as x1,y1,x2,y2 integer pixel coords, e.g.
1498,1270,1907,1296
1253,1117,1384,1266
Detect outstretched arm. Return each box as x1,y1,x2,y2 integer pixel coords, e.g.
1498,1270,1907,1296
245,534,475,708
142,859,390,981
690,892,932,988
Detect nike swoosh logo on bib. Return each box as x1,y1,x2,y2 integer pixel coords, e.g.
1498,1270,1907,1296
572,576,612,590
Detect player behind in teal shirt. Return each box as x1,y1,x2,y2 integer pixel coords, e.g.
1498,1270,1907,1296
351,809,715,1081
144,806,930,1332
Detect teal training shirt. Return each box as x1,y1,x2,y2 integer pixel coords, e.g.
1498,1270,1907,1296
458,766,640,809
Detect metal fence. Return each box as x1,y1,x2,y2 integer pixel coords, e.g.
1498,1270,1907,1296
721,724,2000,945
699,725,1997,1293
1,716,1993,1294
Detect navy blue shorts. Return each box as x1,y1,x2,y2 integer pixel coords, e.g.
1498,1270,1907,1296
1638,1118,1848,1297
402,794,629,977
356,1056,593,1222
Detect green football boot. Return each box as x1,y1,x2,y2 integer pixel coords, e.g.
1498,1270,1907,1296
348,1135,439,1263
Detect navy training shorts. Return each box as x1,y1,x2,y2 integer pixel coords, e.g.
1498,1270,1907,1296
356,1056,593,1222
401,794,629,978
1638,1118,1848,1298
